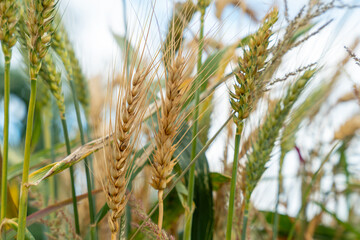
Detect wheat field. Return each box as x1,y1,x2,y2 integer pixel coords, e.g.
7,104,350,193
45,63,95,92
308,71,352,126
0,0,360,239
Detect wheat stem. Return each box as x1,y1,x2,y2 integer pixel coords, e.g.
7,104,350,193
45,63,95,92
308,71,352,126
50,99,58,201
158,189,164,237
1,59,10,222
241,200,250,240
0,0,18,222
225,130,241,240
273,152,285,240
17,79,37,240
184,4,205,240
42,105,52,205
60,118,81,234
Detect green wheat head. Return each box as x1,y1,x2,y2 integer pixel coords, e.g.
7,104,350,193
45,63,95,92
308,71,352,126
245,69,316,201
0,0,18,59
25,0,58,79
230,8,278,135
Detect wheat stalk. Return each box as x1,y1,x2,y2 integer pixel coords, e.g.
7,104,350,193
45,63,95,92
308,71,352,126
226,8,278,240
0,0,18,222
150,53,187,234
17,0,58,238
105,66,151,240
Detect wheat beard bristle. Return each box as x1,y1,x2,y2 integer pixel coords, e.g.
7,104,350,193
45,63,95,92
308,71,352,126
150,55,186,233
105,70,148,238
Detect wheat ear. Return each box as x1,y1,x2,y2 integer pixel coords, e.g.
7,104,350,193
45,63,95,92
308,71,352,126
241,69,316,239
105,67,151,240
162,0,196,66
17,0,58,238
0,0,18,58
18,17,64,117
150,54,187,233
230,8,278,135
226,8,278,240
246,70,315,193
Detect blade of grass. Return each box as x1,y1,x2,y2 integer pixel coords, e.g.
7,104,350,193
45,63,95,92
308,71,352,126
60,118,80,234
184,2,206,239
28,133,112,185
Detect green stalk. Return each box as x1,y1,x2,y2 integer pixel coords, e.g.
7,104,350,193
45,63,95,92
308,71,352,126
69,80,96,239
42,107,52,206
299,164,306,240
1,57,11,221
241,200,250,240
225,130,241,240
17,79,37,240
184,5,205,240
50,99,58,201
60,118,80,234
273,152,285,240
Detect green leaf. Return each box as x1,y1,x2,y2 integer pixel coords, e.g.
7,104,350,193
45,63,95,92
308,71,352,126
28,134,110,185
210,172,231,191
197,47,229,92
1,218,36,240
8,139,79,180
95,203,110,225
175,127,214,240
314,201,360,237
262,211,339,239
175,182,189,208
